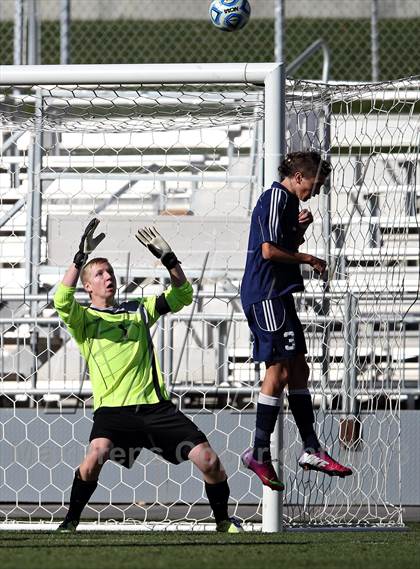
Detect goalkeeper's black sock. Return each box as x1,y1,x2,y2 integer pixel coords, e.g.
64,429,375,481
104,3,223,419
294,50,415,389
288,389,321,452
252,393,281,463
205,478,230,524
65,469,98,523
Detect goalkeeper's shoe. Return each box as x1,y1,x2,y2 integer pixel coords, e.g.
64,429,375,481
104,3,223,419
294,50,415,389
298,450,353,478
56,518,79,532
241,448,285,491
216,517,244,533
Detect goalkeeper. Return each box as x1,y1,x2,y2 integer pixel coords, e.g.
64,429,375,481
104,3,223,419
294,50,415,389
54,220,241,533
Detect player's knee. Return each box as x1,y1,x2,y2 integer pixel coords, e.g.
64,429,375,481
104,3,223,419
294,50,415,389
266,361,290,391
275,366,290,389
87,441,111,466
203,453,221,476
192,445,222,476
280,368,290,387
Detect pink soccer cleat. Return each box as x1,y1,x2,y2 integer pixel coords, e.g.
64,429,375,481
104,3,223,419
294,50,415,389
241,448,285,491
298,450,353,478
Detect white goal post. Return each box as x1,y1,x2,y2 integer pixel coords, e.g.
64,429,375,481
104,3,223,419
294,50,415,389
1,63,418,532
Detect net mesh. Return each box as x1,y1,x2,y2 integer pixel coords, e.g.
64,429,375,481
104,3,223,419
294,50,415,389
0,84,264,132
0,76,419,529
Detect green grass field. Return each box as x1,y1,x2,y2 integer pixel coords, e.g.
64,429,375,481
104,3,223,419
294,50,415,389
1,524,419,569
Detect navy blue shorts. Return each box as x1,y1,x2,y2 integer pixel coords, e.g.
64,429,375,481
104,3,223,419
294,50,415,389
244,294,307,362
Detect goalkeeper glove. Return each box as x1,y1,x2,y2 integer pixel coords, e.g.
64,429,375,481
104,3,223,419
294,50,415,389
73,218,105,269
136,226,179,270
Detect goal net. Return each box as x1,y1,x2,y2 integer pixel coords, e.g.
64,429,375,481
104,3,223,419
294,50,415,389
0,65,418,530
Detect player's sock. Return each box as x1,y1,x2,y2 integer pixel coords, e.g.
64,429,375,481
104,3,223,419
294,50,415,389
288,389,321,452
252,393,281,463
65,468,98,523
205,478,230,524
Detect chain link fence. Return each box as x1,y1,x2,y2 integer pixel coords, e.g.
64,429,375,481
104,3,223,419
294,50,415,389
0,1,419,81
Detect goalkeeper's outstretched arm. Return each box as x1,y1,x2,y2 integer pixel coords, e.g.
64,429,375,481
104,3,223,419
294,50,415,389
136,226,187,287
61,262,82,288
54,219,106,337
61,218,105,287
136,226,193,313
167,259,187,288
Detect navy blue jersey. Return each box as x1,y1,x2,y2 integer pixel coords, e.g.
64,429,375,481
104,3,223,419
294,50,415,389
240,182,304,308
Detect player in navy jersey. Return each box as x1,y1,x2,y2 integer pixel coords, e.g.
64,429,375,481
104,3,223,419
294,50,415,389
240,151,352,490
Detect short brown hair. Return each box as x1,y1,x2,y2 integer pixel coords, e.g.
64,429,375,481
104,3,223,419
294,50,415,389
279,151,331,179
80,257,111,285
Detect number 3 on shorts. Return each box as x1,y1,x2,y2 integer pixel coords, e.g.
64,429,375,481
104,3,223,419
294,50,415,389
284,331,296,351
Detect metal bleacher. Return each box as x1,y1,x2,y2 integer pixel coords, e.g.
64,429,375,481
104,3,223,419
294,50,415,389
0,90,419,408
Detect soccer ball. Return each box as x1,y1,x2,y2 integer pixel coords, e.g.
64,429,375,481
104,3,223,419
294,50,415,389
209,0,251,32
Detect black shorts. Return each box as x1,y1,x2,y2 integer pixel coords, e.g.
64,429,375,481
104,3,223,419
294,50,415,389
244,294,307,362
89,400,208,467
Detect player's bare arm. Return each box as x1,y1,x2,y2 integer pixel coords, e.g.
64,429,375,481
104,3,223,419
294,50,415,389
167,262,187,288
261,241,326,275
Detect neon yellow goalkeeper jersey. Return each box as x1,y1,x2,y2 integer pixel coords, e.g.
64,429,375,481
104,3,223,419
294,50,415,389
54,281,193,409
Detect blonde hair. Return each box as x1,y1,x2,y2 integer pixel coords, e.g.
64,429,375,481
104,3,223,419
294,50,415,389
80,257,111,285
